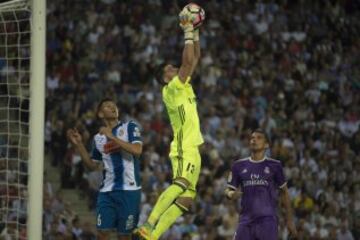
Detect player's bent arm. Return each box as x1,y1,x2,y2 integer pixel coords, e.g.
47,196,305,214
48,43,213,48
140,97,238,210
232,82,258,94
107,135,143,157
224,187,242,200
75,143,102,171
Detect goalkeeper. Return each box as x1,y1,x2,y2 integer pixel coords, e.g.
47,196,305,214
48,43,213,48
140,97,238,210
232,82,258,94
133,7,204,240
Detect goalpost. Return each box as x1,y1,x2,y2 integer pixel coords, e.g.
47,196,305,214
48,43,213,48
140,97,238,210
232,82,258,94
0,0,45,239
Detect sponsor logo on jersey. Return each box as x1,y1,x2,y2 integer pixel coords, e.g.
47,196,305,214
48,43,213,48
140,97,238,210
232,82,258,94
243,173,269,187
103,140,122,154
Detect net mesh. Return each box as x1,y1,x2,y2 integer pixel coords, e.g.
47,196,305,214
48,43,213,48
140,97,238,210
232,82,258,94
0,0,30,238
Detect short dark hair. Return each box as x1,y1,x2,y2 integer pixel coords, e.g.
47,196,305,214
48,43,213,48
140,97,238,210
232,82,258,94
96,98,114,118
154,63,167,85
252,128,271,145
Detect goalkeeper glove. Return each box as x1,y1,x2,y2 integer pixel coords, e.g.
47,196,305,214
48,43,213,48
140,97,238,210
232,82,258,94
179,9,194,43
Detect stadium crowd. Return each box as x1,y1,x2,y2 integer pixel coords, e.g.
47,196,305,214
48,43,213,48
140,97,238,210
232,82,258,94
40,0,360,239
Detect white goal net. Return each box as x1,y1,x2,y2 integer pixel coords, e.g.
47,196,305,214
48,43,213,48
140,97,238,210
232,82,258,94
0,0,31,239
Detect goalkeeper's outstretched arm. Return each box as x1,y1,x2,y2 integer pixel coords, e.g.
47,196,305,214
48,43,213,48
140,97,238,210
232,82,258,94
190,29,201,76
178,10,196,83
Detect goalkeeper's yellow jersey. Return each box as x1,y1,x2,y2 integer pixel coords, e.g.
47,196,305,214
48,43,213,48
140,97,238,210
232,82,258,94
162,76,204,155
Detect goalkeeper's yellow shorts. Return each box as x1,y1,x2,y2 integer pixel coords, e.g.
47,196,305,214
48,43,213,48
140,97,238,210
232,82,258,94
169,146,201,196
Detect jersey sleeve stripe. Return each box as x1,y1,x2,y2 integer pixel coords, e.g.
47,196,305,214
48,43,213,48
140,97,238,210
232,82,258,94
178,105,185,124
131,140,143,144
179,156,184,178
181,105,185,123
177,129,183,156
176,156,181,178
176,129,184,178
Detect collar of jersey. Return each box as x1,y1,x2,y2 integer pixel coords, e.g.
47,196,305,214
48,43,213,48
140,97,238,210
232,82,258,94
249,156,266,163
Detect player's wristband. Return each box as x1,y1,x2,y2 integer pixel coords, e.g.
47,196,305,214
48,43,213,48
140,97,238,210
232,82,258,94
194,29,199,41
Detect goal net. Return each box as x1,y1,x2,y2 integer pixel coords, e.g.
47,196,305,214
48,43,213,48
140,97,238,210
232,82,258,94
0,0,31,238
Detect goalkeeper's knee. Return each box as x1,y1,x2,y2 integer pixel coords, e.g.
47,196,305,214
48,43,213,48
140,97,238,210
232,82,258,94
174,189,196,212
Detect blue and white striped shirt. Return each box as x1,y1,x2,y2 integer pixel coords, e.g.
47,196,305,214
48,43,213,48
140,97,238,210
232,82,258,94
91,121,142,192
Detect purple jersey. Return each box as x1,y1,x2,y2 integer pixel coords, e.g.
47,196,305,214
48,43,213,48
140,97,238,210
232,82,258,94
227,157,286,224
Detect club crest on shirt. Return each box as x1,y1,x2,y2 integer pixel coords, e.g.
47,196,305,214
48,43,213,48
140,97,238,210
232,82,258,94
133,127,141,137
242,168,248,174
264,166,270,174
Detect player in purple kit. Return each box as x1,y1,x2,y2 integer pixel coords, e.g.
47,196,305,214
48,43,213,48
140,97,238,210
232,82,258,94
225,129,297,240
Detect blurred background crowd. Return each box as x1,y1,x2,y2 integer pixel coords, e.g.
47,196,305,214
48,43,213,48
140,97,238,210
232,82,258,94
3,0,360,239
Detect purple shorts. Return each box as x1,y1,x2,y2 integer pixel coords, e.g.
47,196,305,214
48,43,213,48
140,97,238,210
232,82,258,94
233,217,278,240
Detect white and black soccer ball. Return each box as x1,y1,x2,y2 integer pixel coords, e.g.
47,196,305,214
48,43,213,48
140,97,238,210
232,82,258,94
183,3,205,29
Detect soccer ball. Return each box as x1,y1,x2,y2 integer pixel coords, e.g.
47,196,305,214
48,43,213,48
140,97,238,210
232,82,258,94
183,3,205,29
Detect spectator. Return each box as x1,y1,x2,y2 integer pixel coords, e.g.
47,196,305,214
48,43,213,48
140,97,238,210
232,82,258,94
337,223,355,240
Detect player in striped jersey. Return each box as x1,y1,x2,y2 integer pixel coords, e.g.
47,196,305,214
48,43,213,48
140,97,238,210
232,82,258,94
133,9,203,240
225,129,298,240
67,98,142,240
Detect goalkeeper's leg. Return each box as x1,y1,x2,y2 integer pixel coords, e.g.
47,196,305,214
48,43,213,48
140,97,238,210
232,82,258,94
134,148,200,239
148,177,189,225
151,189,196,240
133,177,189,239
136,152,189,230
149,149,200,239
